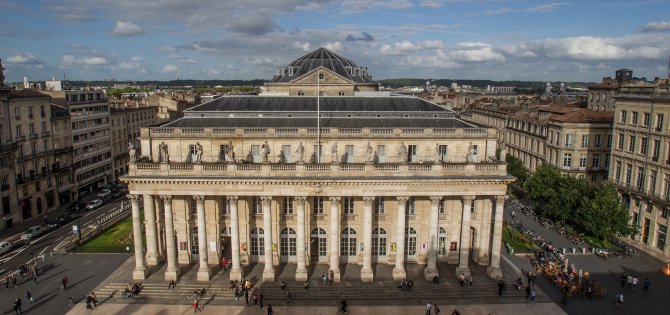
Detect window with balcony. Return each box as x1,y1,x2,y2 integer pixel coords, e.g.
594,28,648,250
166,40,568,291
15,126,21,138
14,107,20,119
640,137,648,155
604,154,609,168
625,164,632,185
252,196,262,214
653,139,661,162
374,197,384,214
650,170,657,195
628,135,636,152
563,153,572,168
407,197,416,215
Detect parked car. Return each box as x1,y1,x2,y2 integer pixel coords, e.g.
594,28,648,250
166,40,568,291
0,241,12,255
97,189,112,199
86,199,103,210
67,202,84,213
54,213,75,227
21,226,44,241
112,188,127,198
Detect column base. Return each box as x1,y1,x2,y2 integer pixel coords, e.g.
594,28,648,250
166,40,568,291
262,268,275,282
295,268,308,282
146,254,161,266
164,268,180,281
455,266,471,278
361,268,374,282
197,267,211,281
230,267,243,282
423,267,438,281
486,266,503,280
133,268,147,280
392,267,406,280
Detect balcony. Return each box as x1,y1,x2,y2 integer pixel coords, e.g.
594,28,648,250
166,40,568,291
0,143,16,153
29,133,38,140
128,161,509,178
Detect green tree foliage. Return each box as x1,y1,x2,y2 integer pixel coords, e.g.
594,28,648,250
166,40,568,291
542,175,587,223
505,154,529,184
576,183,636,241
523,165,561,205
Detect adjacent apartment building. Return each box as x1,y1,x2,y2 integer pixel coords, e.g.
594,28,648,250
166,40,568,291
110,107,157,180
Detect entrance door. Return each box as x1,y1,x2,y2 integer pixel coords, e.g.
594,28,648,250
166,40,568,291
310,228,327,262
340,228,357,263
280,227,297,262
190,227,199,259
372,228,387,263
438,227,447,261
404,227,417,262
250,227,265,262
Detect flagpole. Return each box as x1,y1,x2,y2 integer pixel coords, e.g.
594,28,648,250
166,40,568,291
317,68,321,163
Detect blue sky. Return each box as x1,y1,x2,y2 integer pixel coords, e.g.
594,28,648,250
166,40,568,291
1,0,670,82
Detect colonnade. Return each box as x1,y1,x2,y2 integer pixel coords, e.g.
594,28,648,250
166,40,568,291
128,194,507,282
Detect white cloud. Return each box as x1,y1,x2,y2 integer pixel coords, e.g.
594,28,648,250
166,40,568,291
293,41,311,52
449,42,506,62
130,56,144,61
341,0,413,13
639,20,670,32
118,62,141,70
169,54,196,64
61,54,110,66
6,52,44,66
203,69,221,76
421,40,444,49
508,36,664,61
162,64,179,73
380,40,420,55
323,41,342,51
420,0,443,8
112,21,144,37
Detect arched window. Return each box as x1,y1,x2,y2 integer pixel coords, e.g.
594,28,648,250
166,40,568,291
405,227,417,256
372,228,387,256
341,228,357,256
250,227,264,256
280,228,297,256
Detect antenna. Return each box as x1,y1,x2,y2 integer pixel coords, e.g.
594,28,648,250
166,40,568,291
667,55,670,79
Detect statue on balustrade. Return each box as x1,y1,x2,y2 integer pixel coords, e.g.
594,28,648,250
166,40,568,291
398,142,408,163
365,141,373,163
194,142,203,163
278,150,287,163
331,142,338,164
295,142,305,164
434,143,441,164
225,141,235,162
159,142,169,163
261,141,271,163
128,141,137,163
466,142,477,163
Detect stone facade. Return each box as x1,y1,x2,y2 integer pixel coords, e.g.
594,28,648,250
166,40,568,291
609,96,670,258
110,107,157,181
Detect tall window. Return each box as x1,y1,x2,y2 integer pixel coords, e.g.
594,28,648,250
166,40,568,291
625,164,632,185
250,227,265,256
565,134,573,148
280,228,297,256
374,197,384,214
340,228,357,256
282,197,293,214
656,113,664,131
637,167,645,189
408,144,417,162
657,224,667,251
605,154,611,168
581,135,588,148
595,135,601,148
251,145,260,163
372,228,387,256
344,145,354,163
312,197,324,214
592,154,600,168
652,140,661,161
632,112,638,125
438,145,448,162
252,196,262,214
650,170,658,194
376,145,386,163
615,161,622,181
628,135,636,152
563,153,572,168
620,110,627,123
640,137,648,155
281,145,291,163
343,197,355,214
607,135,612,148
407,197,415,214
643,112,651,126
618,133,624,150
404,227,417,256
579,157,587,168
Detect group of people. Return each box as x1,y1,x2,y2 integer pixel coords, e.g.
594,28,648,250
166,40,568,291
530,249,606,301
457,273,473,287
398,278,415,291
614,273,652,310
122,282,142,299
85,292,98,310
321,270,335,286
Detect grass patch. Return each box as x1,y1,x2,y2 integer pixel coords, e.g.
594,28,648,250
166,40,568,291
503,224,536,253
583,235,617,249
77,214,135,253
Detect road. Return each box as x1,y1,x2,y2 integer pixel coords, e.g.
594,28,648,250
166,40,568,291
504,197,670,314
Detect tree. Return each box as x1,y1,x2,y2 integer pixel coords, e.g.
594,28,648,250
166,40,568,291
505,154,529,184
543,175,587,223
523,165,561,205
576,183,636,242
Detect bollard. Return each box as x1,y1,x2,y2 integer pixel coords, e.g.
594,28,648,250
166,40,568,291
562,248,567,254
571,248,577,254
581,248,586,254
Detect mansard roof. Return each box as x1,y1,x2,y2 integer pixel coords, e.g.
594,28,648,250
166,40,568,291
268,47,376,84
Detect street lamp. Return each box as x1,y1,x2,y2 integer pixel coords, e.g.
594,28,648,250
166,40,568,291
76,203,81,242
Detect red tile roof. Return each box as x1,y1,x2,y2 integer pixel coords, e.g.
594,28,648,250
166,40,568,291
9,89,49,98
550,109,614,123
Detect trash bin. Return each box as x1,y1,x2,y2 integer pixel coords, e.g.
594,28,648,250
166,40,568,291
508,246,515,255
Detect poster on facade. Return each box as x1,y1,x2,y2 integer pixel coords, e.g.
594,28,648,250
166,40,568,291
209,241,216,252
421,242,428,253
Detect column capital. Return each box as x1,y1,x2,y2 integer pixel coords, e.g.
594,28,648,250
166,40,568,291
160,195,172,203
396,196,409,204
363,196,375,207
260,196,272,206
193,195,205,204
226,196,239,202
128,194,141,203
429,196,443,205
294,196,307,203
329,196,341,207
461,195,476,203
494,195,507,203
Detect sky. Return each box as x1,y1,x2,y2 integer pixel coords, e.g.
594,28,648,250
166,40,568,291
1,0,670,83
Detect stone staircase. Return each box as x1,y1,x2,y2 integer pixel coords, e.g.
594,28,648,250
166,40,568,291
96,280,542,306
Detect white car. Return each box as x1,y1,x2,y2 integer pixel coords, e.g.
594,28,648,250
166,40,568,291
97,189,112,199
0,241,12,255
21,226,43,241
86,199,103,210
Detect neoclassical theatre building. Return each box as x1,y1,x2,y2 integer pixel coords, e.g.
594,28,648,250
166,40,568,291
122,48,513,283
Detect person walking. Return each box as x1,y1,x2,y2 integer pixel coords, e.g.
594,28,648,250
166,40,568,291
68,297,75,307
643,278,650,292
425,301,432,315
62,276,68,290
433,303,441,314
329,270,334,286
192,297,202,313
267,304,273,315
12,275,17,288
530,289,536,303
525,285,531,299
511,210,515,219
13,297,22,315
244,289,249,304
259,293,264,308
497,280,506,296
32,274,37,285
322,272,328,285
468,274,473,288
632,277,639,291
235,286,240,301
615,292,624,309
25,290,32,304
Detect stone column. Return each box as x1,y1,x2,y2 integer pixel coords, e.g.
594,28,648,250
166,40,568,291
194,195,210,281
261,196,275,282
227,196,243,281
329,196,341,282
161,195,179,280
295,197,308,281
487,195,506,279
477,199,492,265
361,197,375,282
424,196,441,280
129,195,147,280
393,197,409,280
456,195,475,277
143,194,160,266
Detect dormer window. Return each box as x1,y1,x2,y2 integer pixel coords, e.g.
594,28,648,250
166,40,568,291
288,67,294,76
298,91,304,96
339,91,344,96
318,73,324,80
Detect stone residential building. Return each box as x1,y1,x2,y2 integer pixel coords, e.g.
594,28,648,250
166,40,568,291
0,61,19,230
110,107,158,180
50,105,75,205
609,95,670,258
122,48,513,285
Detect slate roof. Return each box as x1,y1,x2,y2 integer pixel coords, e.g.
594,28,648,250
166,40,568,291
164,117,475,129
268,47,376,84
187,96,448,113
